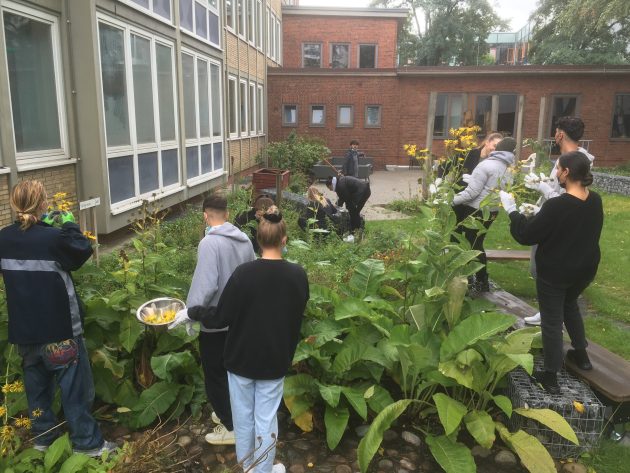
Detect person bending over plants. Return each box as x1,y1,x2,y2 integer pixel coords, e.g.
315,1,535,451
175,206,309,473
0,180,115,456
298,186,340,235
500,151,603,394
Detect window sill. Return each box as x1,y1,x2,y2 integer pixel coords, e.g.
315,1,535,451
17,157,77,172
110,185,186,216
337,124,354,128
0,167,10,175
609,137,630,142
186,170,225,187
364,125,382,129
309,124,325,128
282,123,298,127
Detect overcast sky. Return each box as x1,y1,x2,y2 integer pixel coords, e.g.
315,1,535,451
298,0,540,30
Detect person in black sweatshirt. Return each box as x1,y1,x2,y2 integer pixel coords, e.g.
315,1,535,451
326,175,371,233
184,206,309,473
499,151,603,394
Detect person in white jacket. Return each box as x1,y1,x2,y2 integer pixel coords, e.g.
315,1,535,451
451,136,516,292
524,117,595,325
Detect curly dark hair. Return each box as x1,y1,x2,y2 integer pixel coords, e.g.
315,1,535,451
556,116,585,142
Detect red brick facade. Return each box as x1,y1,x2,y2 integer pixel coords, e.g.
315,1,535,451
282,14,400,68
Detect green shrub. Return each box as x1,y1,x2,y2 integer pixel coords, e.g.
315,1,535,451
262,130,330,176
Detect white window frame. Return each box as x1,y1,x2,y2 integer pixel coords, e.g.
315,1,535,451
247,0,255,45
118,0,174,25
97,14,183,211
181,47,224,187
365,104,382,128
249,82,256,136
275,16,281,65
228,75,238,138
302,42,322,68
330,43,350,69
2,1,70,170
239,78,248,136
282,104,298,127
180,0,221,50
257,84,264,134
237,0,246,40
266,6,271,57
310,104,325,127
358,43,378,68
225,0,235,32
337,105,354,127
256,0,263,50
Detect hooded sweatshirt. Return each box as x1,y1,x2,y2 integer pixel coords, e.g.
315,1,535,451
452,150,515,210
186,222,255,333
537,147,595,206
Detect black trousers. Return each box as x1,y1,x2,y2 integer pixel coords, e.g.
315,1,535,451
537,277,590,373
198,330,233,430
452,205,498,285
347,185,371,232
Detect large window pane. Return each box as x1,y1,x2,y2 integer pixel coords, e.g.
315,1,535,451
131,35,155,143
612,94,630,138
474,95,492,134
138,151,159,193
283,105,297,125
156,44,175,141
162,148,179,186
5,12,61,152
365,105,381,127
108,155,135,203
99,23,130,147
257,86,263,133
213,142,223,170
249,84,255,132
310,105,324,126
200,144,212,174
182,54,196,139
228,78,237,134
248,0,254,42
237,0,245,36
498,94,517,136
550,96,578,136
433,94,447,137
209,11,219,44
449,95,463,130
210,64,221,137
226,0,234,29
240,81,247,133
154,0,171,20
195,1,207,39
131,0,150,8
338,105,352,126
186,146,199,178
331,44,349,68
197,59,210,138
303,43,321,67
359,45,376,68
180,0,193,31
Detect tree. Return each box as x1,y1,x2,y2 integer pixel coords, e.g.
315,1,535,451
371,0,507,66
529,0,630,64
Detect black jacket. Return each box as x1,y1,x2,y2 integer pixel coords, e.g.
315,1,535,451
0,221,93,344
343,149,360,177
335,176,370,207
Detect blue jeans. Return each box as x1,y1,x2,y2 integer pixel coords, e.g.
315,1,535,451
228,372,284,473
18,337,103,450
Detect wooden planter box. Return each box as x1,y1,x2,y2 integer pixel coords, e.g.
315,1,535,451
252,168,290,195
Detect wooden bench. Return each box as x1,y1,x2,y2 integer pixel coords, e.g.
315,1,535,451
482,288,630,403
486,249,530,261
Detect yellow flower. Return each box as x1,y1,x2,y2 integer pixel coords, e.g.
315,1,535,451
0,405,6,417
14,416,31,429
32,408,43,419
53,192,68,200
0,425,14,442
83,231,97,241
1,381,24,393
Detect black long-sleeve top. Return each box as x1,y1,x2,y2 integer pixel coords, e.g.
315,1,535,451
508,192,603,285
188,259,309,379
335,176,370,208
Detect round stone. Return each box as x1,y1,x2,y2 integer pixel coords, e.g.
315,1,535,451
383,430,398,442
355,425,370,437
494,450,517,467
378,459,394,470
289,465,305,473
401,431,422,447
177,435,192,448
335,465,352,473
399,459,416,470
471,445,492,458
561,462,588,473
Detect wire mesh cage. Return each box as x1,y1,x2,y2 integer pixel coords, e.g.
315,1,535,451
506,358,605,459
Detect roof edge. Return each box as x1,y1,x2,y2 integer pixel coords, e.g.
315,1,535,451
281,6,409,19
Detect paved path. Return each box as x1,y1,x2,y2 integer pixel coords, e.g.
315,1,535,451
315,169,423,221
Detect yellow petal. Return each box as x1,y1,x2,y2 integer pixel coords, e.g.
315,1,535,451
573,400,585,414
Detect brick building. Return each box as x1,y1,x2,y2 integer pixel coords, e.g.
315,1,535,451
0,0,282,233
268,6,630,169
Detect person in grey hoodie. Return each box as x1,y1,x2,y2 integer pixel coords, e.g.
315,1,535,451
451,136,516,292
168,194,255,445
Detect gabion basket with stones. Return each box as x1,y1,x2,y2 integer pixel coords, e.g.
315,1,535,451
506,358,605,459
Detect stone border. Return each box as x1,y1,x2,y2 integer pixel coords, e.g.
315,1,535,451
592,172,630,196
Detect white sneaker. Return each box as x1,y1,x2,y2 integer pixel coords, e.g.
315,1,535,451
73,440,118,457
343,235,355,243
211,411,221,424
524,312,541,326
33,444,48,452
205,424,235,445
272,463,286,473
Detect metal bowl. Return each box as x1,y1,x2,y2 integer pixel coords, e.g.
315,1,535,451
136,297,186,326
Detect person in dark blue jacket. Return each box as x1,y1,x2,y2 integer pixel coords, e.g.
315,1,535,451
0,180,115,456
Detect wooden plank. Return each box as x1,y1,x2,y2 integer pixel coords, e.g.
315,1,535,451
482,289,630,402
486,249,530,260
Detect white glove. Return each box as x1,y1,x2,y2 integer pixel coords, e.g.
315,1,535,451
524,173,553,196
518,203,540,216
499,191,517,214
168,308,195,336
462,173,472,184
429,183,438,195
434,177,443,187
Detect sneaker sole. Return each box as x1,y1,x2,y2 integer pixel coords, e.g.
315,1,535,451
524,320,541,326
204,437,236,446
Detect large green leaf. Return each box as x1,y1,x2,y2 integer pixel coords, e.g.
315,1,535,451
342,386,367,420
283,374,317,397
514,408,579,445
498,327,541,355
59,454,91,473
155,330,190,354
91,347,125,378
496,423,556,473
493,394,513,418
425,434,476,473
131,381,180,428
448,249,482,271
366,385,395,413
433,393,468,436
440,312,516,361
444,276,468,329
324,405,350,450
357,400,412,473
119,316,144,353
334,298,373,321
44,434,71,472
332,341,368,373
464,410,496,449
318,384,342,408
348,259,385,299
114,379,138,408
151,351,196,383
438,360,474,389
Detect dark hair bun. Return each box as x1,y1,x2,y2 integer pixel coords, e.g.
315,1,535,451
582,172,594,187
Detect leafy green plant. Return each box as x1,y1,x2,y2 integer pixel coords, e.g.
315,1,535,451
262,130,330,175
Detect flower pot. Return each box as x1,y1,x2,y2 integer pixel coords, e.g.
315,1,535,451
252,168,290,195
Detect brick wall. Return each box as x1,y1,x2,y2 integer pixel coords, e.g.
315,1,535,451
268,69,630,168
282,15,399,68
0,174,10,228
